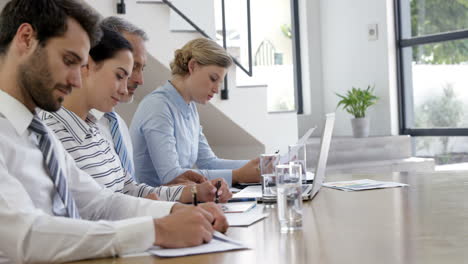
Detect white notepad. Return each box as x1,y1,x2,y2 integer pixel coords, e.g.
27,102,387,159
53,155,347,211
226,205,269,227
148,232,248,257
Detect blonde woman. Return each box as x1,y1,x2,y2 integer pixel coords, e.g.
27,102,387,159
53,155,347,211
130,38,261,187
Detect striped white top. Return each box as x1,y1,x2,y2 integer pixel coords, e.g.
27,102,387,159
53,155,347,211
40,107,183,201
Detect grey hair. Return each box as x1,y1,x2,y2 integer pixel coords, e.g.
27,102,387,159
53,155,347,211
100,16,148,41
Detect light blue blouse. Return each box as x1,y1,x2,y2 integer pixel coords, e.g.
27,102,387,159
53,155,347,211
130,81,247,187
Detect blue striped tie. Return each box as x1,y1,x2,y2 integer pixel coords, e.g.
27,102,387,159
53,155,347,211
105,112,134,178
29,116,80,219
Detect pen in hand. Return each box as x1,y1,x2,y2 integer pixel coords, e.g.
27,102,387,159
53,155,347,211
191,185,198,206
264,150,280,170
215,180,221,203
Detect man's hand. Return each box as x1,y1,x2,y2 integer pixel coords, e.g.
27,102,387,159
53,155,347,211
232,157,261,184
198,202,229,233
154,204,214,248
165,171,208,185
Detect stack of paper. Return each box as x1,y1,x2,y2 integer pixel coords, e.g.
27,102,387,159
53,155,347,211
323,179,408,191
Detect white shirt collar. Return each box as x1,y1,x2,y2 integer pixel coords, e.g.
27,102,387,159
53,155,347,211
89,108,105,121
0,89,34,135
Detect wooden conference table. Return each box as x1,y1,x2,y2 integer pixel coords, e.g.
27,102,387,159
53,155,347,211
70,171,468,264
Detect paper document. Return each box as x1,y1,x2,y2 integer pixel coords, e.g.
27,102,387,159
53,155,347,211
229,187,242,193
323,179,408,191
222,202,256,213
233,185,262,199
148,231,248,257
226,205,269,227
279,126,317,164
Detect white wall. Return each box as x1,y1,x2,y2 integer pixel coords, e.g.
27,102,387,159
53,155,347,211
169,0,216,38
298,0,325,137
299,0,399,137
210,67,298,155
87,0,200,68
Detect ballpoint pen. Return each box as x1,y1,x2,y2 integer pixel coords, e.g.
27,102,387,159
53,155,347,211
215,180,221,203
191,185,198,206
263,150,280,171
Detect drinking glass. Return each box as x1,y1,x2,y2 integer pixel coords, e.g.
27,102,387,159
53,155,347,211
260,153,280,202
288,143,307,183
276,163,303,232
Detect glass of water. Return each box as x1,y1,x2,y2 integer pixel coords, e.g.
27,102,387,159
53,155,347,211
288,143,307,183
260,153,280,202
276,163,303,233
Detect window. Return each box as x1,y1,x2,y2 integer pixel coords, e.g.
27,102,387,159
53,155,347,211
396,0,468,165
214,0,302,113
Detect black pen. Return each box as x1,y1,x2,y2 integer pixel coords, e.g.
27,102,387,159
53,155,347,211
215,180,221,203
191,185,198,206
264,150,280,169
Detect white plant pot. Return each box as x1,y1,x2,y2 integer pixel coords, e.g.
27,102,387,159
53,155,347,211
351,117,370,138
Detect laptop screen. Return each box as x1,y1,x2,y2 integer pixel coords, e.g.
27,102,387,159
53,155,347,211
310,113,335,199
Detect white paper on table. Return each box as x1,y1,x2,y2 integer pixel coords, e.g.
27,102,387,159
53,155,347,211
232,185,262,199
279,126,317,164
305,171,315,181
226,205,269,227
323,179,408,191
229,187,242,193
147,231,248,257
222,202,257,213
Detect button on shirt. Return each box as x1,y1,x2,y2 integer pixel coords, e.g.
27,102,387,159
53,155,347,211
41,107,184,201
130,81,247,187
0,90,175,263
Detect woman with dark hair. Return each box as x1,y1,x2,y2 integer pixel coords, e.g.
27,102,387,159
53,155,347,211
41,27,229,203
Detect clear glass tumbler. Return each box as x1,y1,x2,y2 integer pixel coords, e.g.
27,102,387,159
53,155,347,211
276,162,303,232
260,153,280,202
288,143,307,183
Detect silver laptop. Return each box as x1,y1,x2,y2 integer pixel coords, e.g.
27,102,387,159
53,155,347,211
306,112,335,200
233,113,335,201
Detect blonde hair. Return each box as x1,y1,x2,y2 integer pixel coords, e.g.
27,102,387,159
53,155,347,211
170,38,233,76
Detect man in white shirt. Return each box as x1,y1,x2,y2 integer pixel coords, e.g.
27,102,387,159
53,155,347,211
0,0,227,263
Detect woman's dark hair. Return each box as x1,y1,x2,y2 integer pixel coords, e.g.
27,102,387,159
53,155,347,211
0,0,102,55
89,26,133,64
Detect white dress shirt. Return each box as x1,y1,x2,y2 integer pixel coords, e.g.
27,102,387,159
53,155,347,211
41,108,183,201
91,109,134,170
0,90,175,263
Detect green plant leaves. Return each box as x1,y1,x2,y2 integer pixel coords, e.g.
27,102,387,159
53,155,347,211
336,85,379,118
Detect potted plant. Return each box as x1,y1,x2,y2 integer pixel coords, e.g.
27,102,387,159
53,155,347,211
336,85,379,138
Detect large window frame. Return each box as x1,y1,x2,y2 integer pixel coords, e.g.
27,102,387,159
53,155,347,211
291,0,303,114
229,0,303,114
395,0,468,137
